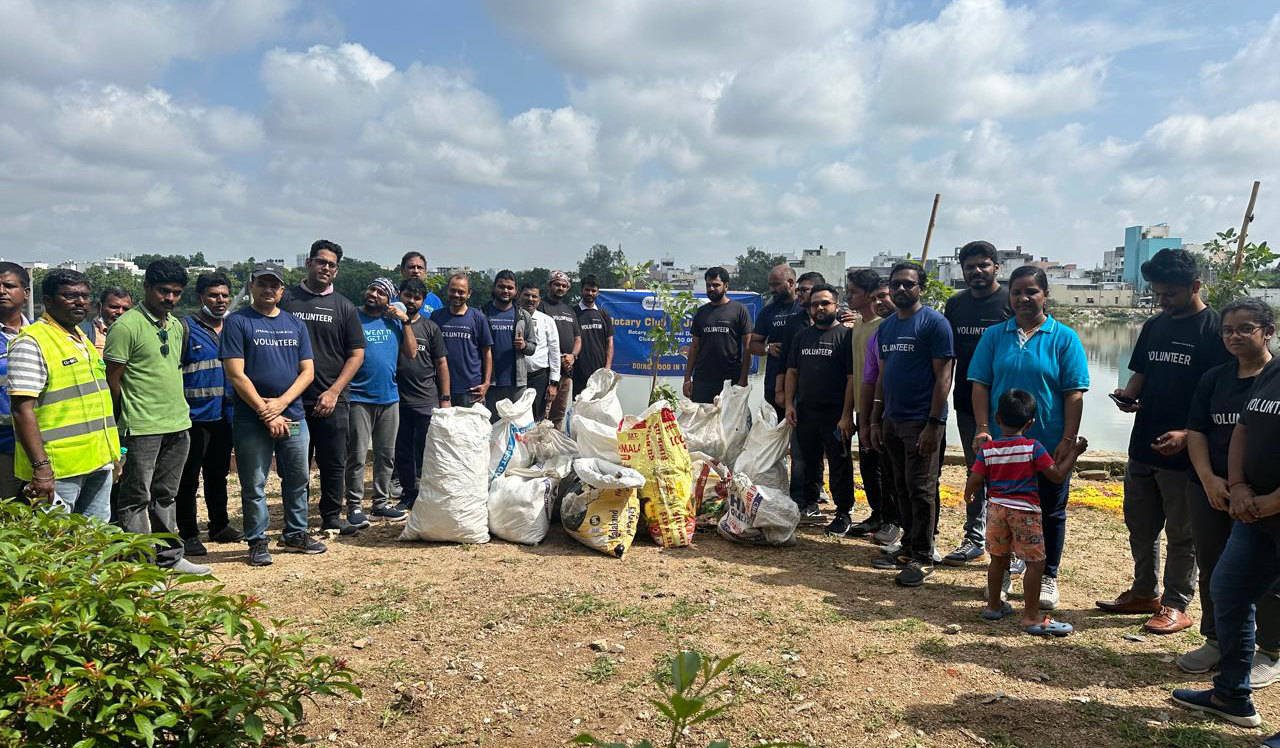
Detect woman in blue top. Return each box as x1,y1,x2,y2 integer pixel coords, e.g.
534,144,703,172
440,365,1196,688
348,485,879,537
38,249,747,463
968,266,1090,611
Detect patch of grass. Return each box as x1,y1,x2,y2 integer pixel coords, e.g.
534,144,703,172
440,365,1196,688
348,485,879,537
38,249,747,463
754,610,777,623
584,656,618,683
725,661,790,692
328,580,347,596
326,603,405,633
876,617,929,634
1109,717,1233,748
918,636,948,657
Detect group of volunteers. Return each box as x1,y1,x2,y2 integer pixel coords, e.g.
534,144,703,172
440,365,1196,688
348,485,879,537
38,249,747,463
4,237,1280,738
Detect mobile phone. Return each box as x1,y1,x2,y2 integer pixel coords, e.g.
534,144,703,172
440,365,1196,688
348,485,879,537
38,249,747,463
285,420,301,437
1109,393,1138,407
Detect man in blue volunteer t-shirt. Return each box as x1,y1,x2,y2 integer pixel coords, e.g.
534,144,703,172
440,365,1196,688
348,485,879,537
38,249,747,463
482,270,536,421
868,261,955,588
429,273,493,409
747,263,803,419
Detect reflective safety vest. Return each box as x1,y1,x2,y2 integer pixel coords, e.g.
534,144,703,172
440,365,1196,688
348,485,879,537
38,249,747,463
13,318,120,480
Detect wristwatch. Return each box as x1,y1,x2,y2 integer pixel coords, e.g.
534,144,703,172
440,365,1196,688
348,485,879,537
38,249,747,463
927,416,946,427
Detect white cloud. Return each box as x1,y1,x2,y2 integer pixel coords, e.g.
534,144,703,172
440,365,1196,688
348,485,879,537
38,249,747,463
1201,14,1280,102
1135,102,1280,167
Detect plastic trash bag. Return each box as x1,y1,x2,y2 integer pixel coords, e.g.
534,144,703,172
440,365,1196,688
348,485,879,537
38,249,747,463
719,381,752,459
676,398,726,461
489,388,536,481
402,403,492,544
732,403,792,493
561,458,645,558
716,474,799,546
572,369,624,429
618,401,696,548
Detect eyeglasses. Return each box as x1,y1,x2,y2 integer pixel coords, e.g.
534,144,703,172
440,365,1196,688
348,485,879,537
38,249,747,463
889,280,919,290
310,258,338,269
1222,324,1263,338
156,328,169,358
56,291,91,302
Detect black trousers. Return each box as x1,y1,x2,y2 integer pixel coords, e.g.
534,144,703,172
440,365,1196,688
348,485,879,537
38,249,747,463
176,420,233,539
393,404,432,508
305,399,349,520
794,406,854,513
855,421,898,525
882,419,941,562
690,377,721,404
527,367,551,422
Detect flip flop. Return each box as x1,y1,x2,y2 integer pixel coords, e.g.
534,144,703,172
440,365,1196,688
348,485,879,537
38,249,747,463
1024,618,1073,637
981,602,1015,620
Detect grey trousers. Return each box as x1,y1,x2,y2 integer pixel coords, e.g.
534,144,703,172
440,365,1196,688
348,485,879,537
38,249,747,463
1124,458,1197,610
118,431,191,568
346,402,399,510
956,409,986,546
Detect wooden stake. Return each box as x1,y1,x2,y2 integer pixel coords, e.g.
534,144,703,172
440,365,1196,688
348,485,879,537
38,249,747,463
921,193,941,263
1233,180,1261,277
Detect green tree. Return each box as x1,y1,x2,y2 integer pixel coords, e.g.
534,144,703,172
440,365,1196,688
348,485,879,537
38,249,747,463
577,244,625,288
466,270,494,309
732,247,787,296
643,281,699,403
515,267,551,295
1198,227,1277,309
332,258,393,307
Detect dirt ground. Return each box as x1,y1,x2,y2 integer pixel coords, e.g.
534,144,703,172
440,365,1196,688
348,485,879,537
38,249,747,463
191,466,1276,748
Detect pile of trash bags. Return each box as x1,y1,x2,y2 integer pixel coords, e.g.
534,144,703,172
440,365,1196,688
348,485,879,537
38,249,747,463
401,373,800,555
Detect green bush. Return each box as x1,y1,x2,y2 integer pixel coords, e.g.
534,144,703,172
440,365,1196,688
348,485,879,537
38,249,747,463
0,502,359,747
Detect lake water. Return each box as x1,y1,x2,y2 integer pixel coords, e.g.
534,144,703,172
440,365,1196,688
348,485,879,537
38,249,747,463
612,321,1146,454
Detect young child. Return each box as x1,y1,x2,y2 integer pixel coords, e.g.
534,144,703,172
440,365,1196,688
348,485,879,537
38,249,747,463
967,389,1087,636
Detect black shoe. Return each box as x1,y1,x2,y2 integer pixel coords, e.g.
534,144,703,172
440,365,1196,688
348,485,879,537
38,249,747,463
208,525,243,543
393,500,413,513
371,505,408,522
279,532,327,554
896,560,934,587
871,551,910,570
798,503,827,526
322,514,360,536
248,540,273,567
848,516,880,537
826,513,852,537
347,509,372,529
182,536,208,557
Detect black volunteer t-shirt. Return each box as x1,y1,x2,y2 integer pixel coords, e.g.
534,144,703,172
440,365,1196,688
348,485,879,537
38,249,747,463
944,288,1013,414
1128,307,1230,469
1242,362,1280,536
281,285,366,404
1186,361,1256,484
397,316,447,415
539,299,580,356
691,300,752,385
755,298,804,396
786,323,852,410
575,304,614,380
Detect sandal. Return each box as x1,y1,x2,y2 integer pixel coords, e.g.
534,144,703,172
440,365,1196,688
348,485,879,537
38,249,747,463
1024,617,1073,637
981,602,1015,621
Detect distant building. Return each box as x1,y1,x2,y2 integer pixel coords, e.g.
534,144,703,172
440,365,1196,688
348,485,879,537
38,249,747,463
1123,225,1181,290
295,253,309,269
785,245,846,286
1101,246,1125,282
96,257,143,276
1055,282,1136,308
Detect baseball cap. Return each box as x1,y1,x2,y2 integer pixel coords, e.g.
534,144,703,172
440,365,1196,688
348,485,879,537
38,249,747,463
250,261,285,282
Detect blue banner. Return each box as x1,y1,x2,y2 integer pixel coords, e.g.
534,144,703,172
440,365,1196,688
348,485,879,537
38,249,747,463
596,289,763,377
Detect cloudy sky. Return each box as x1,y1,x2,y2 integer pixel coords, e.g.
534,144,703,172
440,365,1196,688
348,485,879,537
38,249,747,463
1,0,1277,270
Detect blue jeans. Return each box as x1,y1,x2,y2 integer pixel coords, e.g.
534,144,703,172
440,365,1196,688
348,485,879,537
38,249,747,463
1212,520,1280,706
53,469,113,522
233,411,311,543
1038,472,1071,578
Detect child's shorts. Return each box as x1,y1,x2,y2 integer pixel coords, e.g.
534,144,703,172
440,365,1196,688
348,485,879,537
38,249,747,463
985,504,1046,563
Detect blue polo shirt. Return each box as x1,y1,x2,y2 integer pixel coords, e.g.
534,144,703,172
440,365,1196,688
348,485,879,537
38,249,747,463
967,315,1090,448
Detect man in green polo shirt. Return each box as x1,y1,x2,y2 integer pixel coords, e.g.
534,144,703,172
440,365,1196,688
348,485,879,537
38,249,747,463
104,259,209,576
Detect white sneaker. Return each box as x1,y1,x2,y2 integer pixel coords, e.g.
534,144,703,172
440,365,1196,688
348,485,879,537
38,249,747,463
1176,639,1221,674
1251,650,1280,689
172,558,212,576
1040,576,1060,610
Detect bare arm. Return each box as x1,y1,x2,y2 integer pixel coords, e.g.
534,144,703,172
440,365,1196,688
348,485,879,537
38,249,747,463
747,333,769,357
1187,430,1217,485
281,359,315,407
971,382,991,447
11,396,53,499
683,336,701,397
604,335,613,369
738,336,750,387
1227,423,1258,522
928,358,953,420
1040,438,1087,484
1113,372,1144,413
105,360,124,420
329,349,364,397
1054,390,1085,462
783,368,799,426
964,470,985,504
223,357,266,412
435,358,450,403
400,321,417,359
572,334,581,359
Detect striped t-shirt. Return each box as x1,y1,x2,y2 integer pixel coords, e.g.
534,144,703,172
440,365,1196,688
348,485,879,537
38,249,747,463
971,436,1054,512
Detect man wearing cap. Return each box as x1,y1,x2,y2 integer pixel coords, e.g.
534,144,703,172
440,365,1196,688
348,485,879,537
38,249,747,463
222,262,323,566
346,278,416,522
539,270,580,428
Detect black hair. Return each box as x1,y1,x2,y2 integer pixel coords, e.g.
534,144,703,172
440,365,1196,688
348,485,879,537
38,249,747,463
447,272,469,287
807,283,840,304
399,277,428,296
1221,297,1276,330
846,268,881,294
797,271,826,285
99,286,131,306
310,239,343,262
872,276,890,290
196,272,232,295
1141,248,1199,287
957,240,998,266
1009,265,1050,292
0,262,29,289
144,259,189,289
493,269,516,286
519,281,541,294
581,273,600,289
42,268,90,298
400,250,426,268
890,261,927,285
704,266,730,283
996,389,1038,430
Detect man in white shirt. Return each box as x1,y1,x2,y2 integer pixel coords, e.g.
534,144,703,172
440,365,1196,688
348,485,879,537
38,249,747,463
519,282,561,421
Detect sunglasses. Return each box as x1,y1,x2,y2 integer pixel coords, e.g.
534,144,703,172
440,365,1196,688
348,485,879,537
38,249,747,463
156,327,169,358
890,280,919,290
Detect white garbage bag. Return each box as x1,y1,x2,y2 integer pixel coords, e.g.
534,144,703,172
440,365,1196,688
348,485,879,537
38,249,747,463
523,420,579,463
488,462,567,545
401,403,492,544
572,414,619,461
676,398,725,461
561,458,645,558
716,474,799,546
572,369,623,428
732,403,792,493
489,388,536,481
719,381,752,458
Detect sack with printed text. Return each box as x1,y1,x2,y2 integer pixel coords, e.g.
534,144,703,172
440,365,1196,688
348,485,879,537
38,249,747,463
719,381,752,459
488,459,573,545
572,369,624,429
689,451,732,523
402,403,492,544
676,398,726,461
618,401,696,548
732,403,792,493
489,388,536,481
716,474,799,546
561,458,645,558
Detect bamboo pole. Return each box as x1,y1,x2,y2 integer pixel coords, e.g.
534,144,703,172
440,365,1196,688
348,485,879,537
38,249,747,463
920,193,941,263
1233,180,1261,277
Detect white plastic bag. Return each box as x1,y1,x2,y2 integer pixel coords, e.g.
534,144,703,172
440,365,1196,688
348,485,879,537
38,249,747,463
676,398,725,461
572,414,619,461
488,472,556,545
732,404,792,493
523,420,579,463
719,381,752,458
401,403,492,544
489,388,536,481
717,474,799,546
572,369,623,428
561,458,645,558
